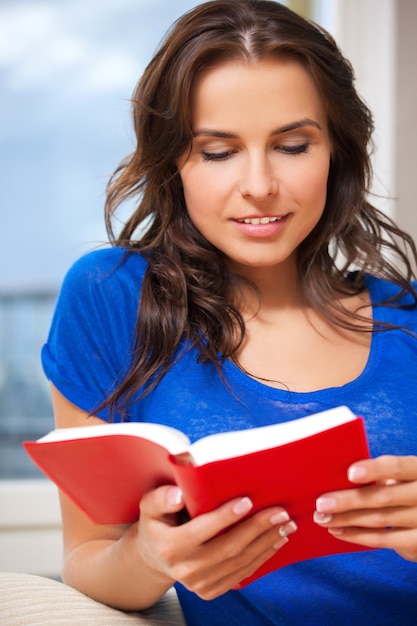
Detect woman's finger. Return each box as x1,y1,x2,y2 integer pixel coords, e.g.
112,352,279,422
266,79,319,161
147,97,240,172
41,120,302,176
173,517,296,599
316,479,417,516
348,455,417,484
315,505,417,530
327,526,417,561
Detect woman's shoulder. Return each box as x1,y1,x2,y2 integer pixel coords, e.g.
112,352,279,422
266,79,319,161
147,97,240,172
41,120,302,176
61,247,148,292
49,247,149,347
365,273,417,327
365,273,417,302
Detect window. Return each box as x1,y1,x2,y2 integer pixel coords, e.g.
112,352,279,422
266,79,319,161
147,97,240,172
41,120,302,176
0,0,203,478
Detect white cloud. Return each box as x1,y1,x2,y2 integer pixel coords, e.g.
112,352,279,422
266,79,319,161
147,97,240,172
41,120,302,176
0,0,143,94
0,4,55,64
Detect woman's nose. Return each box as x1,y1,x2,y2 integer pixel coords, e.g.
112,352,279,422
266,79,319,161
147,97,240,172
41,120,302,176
239,155,278,201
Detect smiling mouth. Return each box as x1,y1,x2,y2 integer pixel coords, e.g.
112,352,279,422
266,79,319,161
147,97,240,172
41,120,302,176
237,216,283,225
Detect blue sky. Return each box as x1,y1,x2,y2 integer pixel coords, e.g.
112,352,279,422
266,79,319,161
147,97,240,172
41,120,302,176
0,0,201,291
1,0,335,293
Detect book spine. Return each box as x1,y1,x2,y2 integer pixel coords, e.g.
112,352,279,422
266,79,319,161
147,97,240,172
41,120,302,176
169,456,219,518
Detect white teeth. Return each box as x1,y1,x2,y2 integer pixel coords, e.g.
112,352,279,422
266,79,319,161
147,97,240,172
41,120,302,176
239,216,281,225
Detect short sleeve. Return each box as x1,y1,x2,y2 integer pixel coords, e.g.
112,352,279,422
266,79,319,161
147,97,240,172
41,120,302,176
41,247,147,420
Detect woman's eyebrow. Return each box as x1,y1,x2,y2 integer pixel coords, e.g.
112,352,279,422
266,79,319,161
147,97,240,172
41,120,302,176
192,118,322,139
271,118,322,134
192,129,238,139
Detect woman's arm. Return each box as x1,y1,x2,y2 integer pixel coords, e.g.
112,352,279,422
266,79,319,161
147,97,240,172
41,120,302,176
51,385,297,610
313,454,417,562
51,384,174,610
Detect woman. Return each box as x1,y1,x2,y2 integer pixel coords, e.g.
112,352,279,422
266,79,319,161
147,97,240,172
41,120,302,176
42,0,417,624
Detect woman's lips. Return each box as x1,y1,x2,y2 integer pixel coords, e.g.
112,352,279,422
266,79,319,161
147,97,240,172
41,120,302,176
238,216,282,225
233,214,288,237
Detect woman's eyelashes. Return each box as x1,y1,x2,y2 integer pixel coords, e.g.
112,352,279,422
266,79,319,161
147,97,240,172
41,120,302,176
279,142,310,155
200,142,311,162
201,150,234,161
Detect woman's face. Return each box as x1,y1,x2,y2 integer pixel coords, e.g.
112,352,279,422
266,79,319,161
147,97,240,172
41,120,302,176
177,57,331,275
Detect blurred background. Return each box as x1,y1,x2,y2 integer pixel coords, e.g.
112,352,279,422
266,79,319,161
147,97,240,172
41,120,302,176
0,0,416,480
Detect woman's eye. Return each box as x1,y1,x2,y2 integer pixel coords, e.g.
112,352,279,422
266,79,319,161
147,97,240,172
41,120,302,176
201,150,234,162
200,143,310,161
278,143,310,155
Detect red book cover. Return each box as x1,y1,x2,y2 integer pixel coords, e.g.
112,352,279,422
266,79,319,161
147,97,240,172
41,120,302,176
25,434,179,525
23,407,370,585
171,418,370,586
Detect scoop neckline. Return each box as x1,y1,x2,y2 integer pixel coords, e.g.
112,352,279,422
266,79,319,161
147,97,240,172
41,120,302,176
222,274,384,402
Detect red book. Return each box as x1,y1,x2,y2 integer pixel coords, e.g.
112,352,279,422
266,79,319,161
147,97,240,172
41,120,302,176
23,406,370,586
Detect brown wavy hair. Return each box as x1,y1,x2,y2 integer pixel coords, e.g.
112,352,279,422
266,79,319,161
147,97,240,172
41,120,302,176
103,0,417,418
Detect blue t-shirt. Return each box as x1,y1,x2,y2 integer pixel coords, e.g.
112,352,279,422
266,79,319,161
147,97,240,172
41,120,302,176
42,247,417,625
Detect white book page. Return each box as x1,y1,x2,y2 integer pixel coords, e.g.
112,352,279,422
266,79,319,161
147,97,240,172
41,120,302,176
35,422,191,456
33,406,356,466
188,406,356,466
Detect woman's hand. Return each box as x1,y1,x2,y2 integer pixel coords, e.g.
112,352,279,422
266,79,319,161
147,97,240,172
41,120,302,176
135,485,297,600
313,455,417,562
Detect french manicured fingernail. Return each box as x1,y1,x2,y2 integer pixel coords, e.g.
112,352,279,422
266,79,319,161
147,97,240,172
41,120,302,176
348,465,367,482
270,511,290,525
233,497,253,515
167,486,183,506
316,496,337,513
328,527,344,536
278,521,298,538
313,511,333,524
274,537,289,549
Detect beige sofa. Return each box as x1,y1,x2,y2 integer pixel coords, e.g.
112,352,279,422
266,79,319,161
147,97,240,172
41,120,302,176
0,481,186,624
0,572,186,625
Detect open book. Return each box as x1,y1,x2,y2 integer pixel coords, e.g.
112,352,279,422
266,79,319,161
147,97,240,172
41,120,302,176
24,405,370,586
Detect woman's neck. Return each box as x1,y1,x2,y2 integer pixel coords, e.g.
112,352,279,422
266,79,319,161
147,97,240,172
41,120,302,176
230,258,304,319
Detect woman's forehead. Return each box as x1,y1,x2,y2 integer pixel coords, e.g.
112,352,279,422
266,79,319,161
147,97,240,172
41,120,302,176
189,58,328,135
